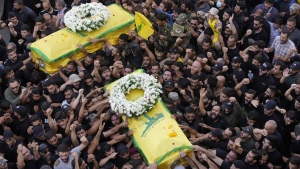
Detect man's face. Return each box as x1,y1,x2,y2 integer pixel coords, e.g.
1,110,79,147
72,81,80,88
259,154,268,166
227,37,236,47
111,115,121,126
9,16,18,25
151,65,160,74
44,16,52,26
284,115,294,125
264,1,273,9
64,90,72,102
280,33,289,44
43,1,50,11
57,119,68,129
47,84,57,94
234,5,241,14
13,3,22,10
21,30,30,38
231,62,240,69
156,19,164,26
8,51,17,63
59,152,69,163
253,20,261,30
84,57,93,66
105,148,115,157
32,93,41,101
76,129,86,139
271,65,281,75
190,19,199,29
290,9,297,16
264,88,272,98
5,70,15,79
184,112,195,123
120,151,130,160
118,39,125,46
227,140,234,150
220,92,229,103
244,93,254,105
262,138,270,149
123,68,132,76
290,69,298,76
222,128,232,139
295,100,300,109
225,151,237,162
223,12,230,22
5,138,15,147
170,53,179,62
202,42,210,52
9,81,20,95
286,21,296,31
191,61,201,74
163,71,172,81
264,108,273,116
22,147,33,161
245,151,256,163
247,118,256,126
36,22,44,29
48,136,58,146
155,51,164,60
259,69,268,76
65,65,75,75
131,153,142,160
295,84,300,95
190,79,199,89
55,3,61,10
102,69,111,80
210,106,221,119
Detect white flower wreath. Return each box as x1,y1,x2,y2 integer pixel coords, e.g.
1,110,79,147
109,73,162,117
64,2,110,32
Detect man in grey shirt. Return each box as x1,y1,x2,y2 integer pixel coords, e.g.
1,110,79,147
54,136,89,169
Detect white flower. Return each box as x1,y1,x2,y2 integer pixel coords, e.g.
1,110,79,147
109,73,162,117
64,2,110,32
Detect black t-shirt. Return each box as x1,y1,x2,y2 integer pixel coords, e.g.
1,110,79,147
202,113,230,133
4,20,23,44
24,159,38,169
267,149,283,167
0,139,23,163
29,94,47,115
49,91,64,104
12,117,31,142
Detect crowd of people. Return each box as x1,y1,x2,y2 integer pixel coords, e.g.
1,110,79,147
1,0,300,168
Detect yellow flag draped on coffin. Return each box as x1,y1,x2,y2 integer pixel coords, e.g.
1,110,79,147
30,4,135,75
105,70,192,169
135,12,154,40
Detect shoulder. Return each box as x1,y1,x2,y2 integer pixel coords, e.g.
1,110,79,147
54,159,60,167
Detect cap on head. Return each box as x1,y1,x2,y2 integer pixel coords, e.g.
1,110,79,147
116,144,128,155
260,62,272,71
69,74,81,82
224,101,234,112
290,61,300,70
264,100,276,110
241,126,254,135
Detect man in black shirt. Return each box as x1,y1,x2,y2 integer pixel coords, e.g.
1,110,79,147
261,135,283,168
0,130,23,163
46,79,64,110
252,62,275,94
4,49,32,79
115,144,131,169
12,105,30,142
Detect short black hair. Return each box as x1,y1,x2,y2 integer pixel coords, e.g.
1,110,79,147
57,143,68,153
8,12,16,19
32,87,43,95
248,111,259,121
54,111,66,121
156,12,168,21
35,15,45,23
21,24,30,32
30,114,40,123
178,78,189,89
0,100,11,110
184,106,195,114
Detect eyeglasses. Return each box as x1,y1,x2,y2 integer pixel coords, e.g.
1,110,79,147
43,149,50,154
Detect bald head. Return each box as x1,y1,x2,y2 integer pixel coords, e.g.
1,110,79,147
265,120,277,134
216,75,225,87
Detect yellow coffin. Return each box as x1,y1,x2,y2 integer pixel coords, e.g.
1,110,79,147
105,71,192,169
30,4,135,75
